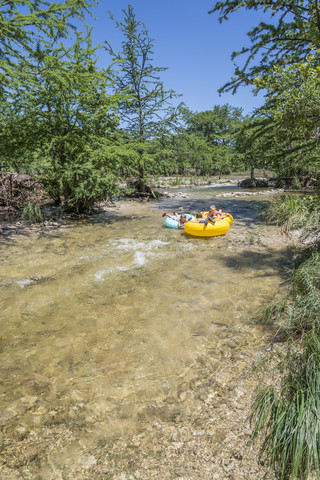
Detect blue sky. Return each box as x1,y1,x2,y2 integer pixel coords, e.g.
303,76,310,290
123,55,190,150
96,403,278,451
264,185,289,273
87,1,266,116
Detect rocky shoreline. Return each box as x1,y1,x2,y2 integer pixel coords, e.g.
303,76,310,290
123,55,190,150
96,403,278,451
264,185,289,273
162,188,285,199
0,199,136,238
0,186,287,239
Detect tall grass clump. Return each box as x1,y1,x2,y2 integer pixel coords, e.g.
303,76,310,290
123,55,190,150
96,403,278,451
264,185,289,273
256,252,320,338
22,202,43,222
262,194,320,233
291,252,320,297
255,299,289,327
279,252,320,337
250,335,320,480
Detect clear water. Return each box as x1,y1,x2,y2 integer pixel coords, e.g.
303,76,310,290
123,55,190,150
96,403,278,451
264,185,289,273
0,186,289,478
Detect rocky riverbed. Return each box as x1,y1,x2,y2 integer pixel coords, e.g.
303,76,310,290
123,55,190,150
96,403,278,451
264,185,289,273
0,188,292,480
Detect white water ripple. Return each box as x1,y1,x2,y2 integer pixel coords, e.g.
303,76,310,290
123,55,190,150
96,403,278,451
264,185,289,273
91,238,170,282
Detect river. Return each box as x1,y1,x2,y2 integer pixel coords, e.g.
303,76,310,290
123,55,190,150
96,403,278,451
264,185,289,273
0,184,289,479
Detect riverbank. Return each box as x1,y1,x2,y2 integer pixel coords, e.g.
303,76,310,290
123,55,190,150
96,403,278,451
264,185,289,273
0,185,286,239
248,193,320,479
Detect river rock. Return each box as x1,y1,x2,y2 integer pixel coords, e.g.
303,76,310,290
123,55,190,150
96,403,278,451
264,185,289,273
238,177,272,188
80,454,97,469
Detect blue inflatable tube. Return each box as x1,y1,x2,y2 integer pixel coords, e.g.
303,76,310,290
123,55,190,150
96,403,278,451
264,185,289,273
164,214,195,229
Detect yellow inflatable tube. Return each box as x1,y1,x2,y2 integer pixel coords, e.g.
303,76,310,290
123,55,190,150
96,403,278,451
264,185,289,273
184,212,233,237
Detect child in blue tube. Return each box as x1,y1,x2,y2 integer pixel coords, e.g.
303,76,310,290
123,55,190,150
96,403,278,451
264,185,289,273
178,214,187,228
162,211,187,228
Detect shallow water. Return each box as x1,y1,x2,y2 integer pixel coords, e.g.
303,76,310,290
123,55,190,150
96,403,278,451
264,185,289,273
0,187,289,479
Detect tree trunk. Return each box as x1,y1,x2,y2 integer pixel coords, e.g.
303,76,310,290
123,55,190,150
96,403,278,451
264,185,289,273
137,165,146,193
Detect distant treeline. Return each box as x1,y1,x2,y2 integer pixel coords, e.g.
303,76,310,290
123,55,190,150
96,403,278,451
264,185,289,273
1,2,319,213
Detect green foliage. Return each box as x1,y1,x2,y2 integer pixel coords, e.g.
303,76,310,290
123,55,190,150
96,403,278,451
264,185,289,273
142,104,246,177
285,294,320,337
254,55,320,178
22,203,43,222
291,177,302,190
258,196,320,337
264,195,306,227
165,133,216,175
185,105,244,173
209,1,320,179
209,0,320,95
186,104,243,144
258,293,320,338
0,0,93,95
250,335,320,480
105,5,182,189
257,56,320,136
105,5,181,141
256,266,320,338
39,141,120,212
0,0,124,212
0,31,120,212
234,116,276,176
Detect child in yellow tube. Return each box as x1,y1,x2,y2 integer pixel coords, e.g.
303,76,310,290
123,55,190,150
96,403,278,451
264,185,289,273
200,205,222,225
208,205,222,218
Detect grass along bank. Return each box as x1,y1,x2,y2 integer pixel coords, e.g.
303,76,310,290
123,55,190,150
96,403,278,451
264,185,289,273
250,193,320,480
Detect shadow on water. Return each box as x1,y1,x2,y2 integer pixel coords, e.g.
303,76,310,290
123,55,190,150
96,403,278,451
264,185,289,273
221,246,290,278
